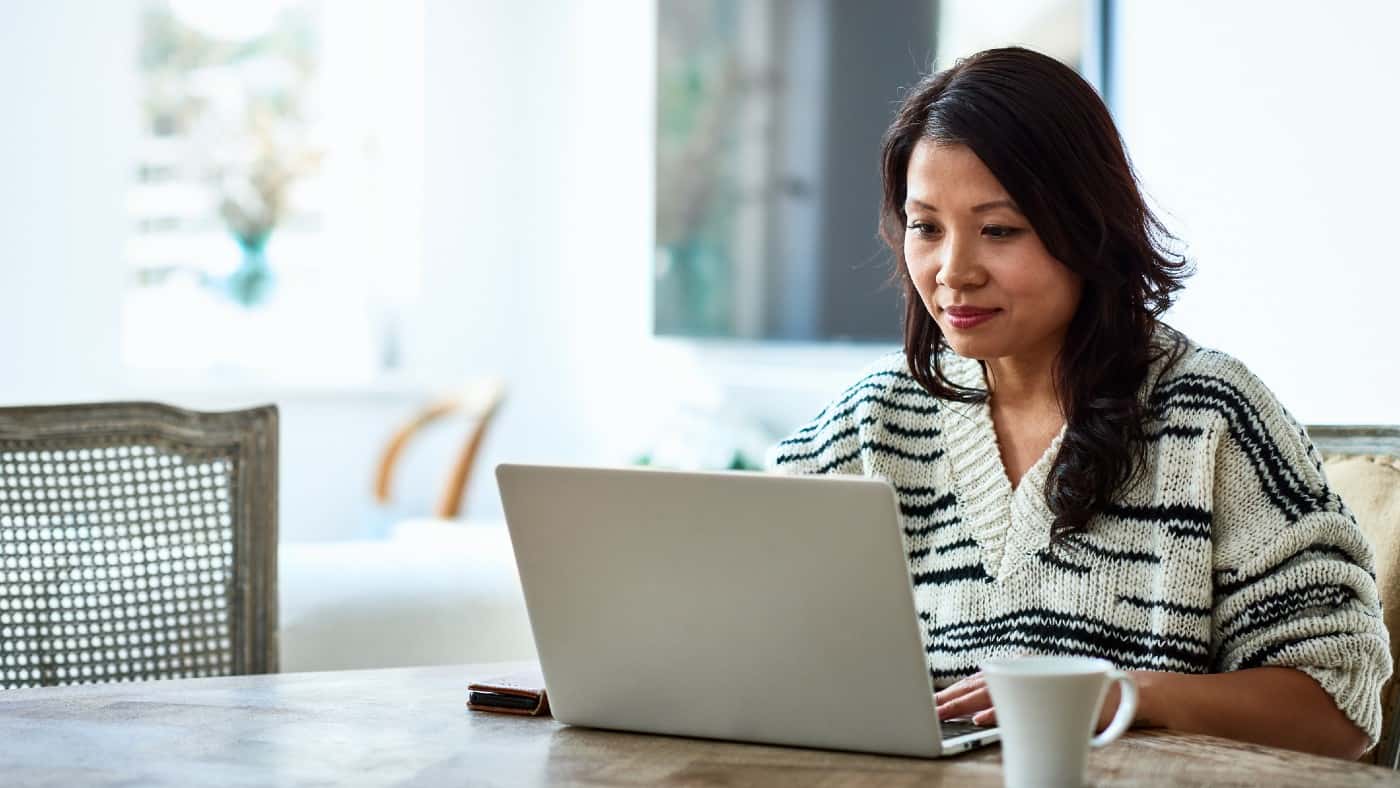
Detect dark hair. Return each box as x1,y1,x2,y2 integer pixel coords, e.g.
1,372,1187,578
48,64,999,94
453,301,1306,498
878,47,1191,538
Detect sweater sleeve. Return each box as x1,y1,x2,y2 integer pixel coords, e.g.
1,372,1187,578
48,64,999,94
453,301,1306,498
1205,360,1392,745
764,359,903,476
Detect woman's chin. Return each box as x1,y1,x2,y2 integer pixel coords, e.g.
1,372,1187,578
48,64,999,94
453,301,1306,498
941,332,1000,361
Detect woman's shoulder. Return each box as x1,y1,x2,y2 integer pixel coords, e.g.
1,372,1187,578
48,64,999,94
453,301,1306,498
765,351,935,474
813,350,946,421
835,350,929,405
818,347,991,423
1152,330,1278,401
857,348,915,379
1148,329,1309,448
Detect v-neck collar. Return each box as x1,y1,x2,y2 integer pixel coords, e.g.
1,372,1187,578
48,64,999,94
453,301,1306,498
940,353,1065,581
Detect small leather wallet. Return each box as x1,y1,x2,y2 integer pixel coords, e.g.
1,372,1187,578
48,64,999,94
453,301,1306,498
467,668,551,717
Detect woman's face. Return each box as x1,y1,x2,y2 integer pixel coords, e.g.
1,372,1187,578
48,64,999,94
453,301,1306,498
903,139,1083,368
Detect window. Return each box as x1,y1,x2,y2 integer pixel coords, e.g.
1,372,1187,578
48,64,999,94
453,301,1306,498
653,0,1102,343
125,0,423,383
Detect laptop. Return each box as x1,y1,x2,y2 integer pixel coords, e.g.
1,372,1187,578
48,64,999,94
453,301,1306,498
494,463,1000,758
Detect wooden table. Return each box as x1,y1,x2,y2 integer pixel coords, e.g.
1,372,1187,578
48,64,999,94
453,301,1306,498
2,662,1396,787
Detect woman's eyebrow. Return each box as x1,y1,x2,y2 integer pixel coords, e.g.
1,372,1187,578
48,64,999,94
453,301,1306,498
971,199,1021,214
905,197,1022,214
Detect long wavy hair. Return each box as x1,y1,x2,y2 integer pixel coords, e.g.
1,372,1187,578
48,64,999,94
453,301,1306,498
878,47,1192,538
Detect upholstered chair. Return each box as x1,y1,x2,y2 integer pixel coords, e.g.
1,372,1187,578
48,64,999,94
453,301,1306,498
1311,425,1400,767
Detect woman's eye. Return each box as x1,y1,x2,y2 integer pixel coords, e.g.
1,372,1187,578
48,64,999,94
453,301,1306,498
983,225,1022,239
906,221,941,237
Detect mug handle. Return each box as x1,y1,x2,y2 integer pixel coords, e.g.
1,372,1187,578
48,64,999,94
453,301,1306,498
1090,670,1138,748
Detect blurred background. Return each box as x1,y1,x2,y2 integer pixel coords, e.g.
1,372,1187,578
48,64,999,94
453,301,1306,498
2,0,1398,668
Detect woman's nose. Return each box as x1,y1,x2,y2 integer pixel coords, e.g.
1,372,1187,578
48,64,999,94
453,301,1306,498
935,238,984,289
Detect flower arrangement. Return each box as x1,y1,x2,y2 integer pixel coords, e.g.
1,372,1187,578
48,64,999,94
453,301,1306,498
214,109,321,252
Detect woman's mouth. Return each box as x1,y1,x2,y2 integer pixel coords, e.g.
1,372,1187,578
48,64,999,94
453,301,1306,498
943,306,1001,330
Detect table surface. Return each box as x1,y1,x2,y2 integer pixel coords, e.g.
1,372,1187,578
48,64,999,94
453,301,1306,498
2,662,1396,787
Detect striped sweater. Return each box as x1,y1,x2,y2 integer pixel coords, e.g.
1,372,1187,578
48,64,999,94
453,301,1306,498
766,331,1391,742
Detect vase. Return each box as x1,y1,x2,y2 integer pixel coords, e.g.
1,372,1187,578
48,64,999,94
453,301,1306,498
226,234,276,307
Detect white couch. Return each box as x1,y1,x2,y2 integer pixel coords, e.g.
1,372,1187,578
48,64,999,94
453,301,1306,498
278,520,537,672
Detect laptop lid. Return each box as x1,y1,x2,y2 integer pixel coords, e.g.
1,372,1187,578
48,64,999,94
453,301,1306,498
496,463,955,758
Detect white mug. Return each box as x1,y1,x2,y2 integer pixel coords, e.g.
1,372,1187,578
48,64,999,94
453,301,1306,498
980,656,1138,788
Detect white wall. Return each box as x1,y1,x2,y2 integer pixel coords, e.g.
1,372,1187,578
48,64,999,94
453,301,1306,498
413,0,642,472
1114,1,1400,424
0,1,132,398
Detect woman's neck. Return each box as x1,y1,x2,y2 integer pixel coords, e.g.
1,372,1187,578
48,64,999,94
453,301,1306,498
983,351,1061,416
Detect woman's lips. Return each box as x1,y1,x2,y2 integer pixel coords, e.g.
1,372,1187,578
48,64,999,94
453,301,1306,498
943,306,1000,329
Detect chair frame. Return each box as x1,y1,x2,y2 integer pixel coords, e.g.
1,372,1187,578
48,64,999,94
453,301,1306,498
372,379,504,519
0,402,279,678
1310,425,1400,459
1309,424,1400,769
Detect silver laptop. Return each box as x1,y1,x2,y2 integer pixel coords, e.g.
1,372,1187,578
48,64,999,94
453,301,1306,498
495,463,1000,758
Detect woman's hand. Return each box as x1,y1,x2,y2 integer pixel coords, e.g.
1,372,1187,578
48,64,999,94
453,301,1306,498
934,672,997,726
934,670,1144,730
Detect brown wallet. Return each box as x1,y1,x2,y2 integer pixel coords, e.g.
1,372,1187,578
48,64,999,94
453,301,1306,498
467,668,551,717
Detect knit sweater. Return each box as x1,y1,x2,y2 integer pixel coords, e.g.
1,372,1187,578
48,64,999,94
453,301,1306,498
766,330,1391,743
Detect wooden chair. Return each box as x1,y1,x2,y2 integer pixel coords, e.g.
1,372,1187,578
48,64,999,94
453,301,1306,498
0,402,278,688
373,378,505,520
1310,425,1400,767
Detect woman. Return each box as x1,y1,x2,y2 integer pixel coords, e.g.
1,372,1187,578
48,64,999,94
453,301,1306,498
767,47,1388,759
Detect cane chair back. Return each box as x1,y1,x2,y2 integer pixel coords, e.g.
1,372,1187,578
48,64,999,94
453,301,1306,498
0,402,278,688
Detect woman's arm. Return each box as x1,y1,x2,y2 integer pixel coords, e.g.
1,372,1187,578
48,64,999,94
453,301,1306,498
935,666,1372,760
1132,668,1371,760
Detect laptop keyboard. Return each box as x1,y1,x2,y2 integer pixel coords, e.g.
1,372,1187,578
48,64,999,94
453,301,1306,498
941,719,990,739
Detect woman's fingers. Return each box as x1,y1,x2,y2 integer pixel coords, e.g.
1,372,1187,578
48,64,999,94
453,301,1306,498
936,686,993,721
933,673,985,704
934,671,1006,727
935,673,998,725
